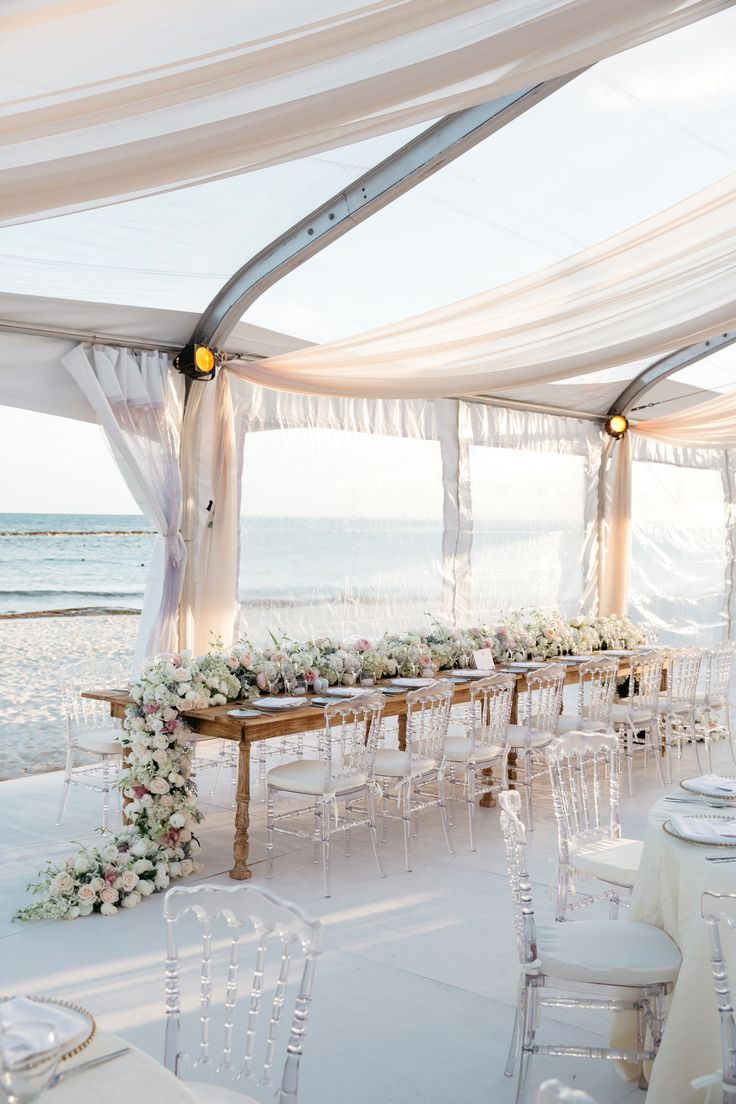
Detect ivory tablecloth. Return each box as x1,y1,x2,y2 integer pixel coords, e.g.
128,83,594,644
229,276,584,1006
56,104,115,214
612,793,736,1103
53,1029,197,1104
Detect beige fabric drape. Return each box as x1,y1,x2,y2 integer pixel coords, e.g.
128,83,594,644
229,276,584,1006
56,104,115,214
600,388,736,616
1,0,731,225
236,170,736,399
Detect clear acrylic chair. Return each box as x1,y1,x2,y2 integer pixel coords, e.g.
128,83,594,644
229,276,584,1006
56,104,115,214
504,663,566,831
535,1081,599,1104
546,732,643,921
696,643,734,764
444,673,515,850
266,693,385,897
557,656,618,734
609,648,663,796
57,658,125,830
374,679,455,871
499,789,680,1104
701,890,736,1104
163,883,322,1104
657,646,702,780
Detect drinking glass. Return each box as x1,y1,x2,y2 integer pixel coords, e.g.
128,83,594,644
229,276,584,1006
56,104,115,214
281,660,297,696
0,1021,61,1103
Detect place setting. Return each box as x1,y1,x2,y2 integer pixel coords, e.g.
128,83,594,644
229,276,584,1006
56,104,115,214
662,775,736,858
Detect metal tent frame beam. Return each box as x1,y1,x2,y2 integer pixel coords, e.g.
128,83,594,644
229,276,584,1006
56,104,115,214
610,330,736,417
191,72,582,350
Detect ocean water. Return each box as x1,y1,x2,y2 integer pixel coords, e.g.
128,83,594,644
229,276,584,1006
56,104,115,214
0,513,444,629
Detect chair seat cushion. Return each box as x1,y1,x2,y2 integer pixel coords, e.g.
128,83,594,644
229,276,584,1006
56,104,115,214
536,919,680,986
505,724,554,749
373,748,436,778
447,721,469,739
77,729,121,756
557,716,608,734
188,1082,259,1104
267,759,366,796
570,836,644,888
609,703,653,725
444,736,501,764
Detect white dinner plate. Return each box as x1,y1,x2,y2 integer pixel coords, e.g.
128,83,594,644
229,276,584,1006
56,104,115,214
663,813,736,846
448,669,489,679
391,677,436,688
602,649,635,657
323,687,365,698
682,774,736,799
227,708,261,718
252,697,305,712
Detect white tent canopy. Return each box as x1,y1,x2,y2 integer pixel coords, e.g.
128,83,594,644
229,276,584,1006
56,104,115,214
2,0,736,660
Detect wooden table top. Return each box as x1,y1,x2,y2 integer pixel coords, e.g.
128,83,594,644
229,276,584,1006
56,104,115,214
83,655,634,744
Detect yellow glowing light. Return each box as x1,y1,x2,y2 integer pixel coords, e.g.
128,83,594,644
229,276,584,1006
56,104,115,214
194,345,215,374
606,414,628,437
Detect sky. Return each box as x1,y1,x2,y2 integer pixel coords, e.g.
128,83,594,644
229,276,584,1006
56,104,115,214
1,7,736,513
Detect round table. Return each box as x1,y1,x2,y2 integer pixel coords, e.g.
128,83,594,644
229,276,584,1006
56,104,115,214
611,791,736,1103
53,1029,197,1104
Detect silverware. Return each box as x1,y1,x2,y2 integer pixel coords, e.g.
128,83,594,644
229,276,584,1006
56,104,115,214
706,856,736,863
49,1047,129,1088
664,797,730,809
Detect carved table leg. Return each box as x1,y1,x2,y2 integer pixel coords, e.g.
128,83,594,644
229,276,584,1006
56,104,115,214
398,713,407,752
230,740,253,881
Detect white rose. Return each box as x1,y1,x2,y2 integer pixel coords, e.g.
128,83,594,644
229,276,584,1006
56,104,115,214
100,886,119,904
78,903,94,917
158,794,174,808
121,892,142,908
73,855,91,875
132,858,153,874
149,777,170,794
168,773,185,787
154,865,170,890
64,905,81,920
77,884,97,905
100,902,117,916
101,845,119,863
169,861,182,878
141,793,154,807
130,717,146,731
179,829,192,843
131,840,149,858
51,872,74,896
163,707,177,721
126,800,141,816
153,734,168,749
138,880,155,897
169,813,186,829
89,876,105,892
121,871,139,892
180,859,194,877
189,839,201,854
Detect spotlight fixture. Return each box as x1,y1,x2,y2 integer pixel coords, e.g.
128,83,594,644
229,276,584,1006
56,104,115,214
605,413,629,438
174,343,217,381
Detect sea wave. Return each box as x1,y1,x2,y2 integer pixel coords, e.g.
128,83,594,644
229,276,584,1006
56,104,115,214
0,530,153,537
0,588,144,598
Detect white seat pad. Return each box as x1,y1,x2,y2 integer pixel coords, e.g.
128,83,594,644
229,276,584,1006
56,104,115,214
188,1082,259,1104
537,919,680,986
267,759,366,796
570,837,644,888
77,729,121,756
557,716,608,734
444,736,500,764
609,703,654,725
447,721,468,738
373,748,437,778
506,724,554,749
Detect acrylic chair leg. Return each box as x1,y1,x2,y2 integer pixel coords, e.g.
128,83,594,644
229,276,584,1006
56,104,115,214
515,981,535,1104
56,748,74,826
312,800,321,865
401,784,412,872
625,730,634,796
438,771,454,855
555,868,569,922
101,759,110,831
504,978,524,1078
266,788,275,879
609,894,620,920
636,1001,648,1090
693,733,704,773
381,784,388,843
321,801,331,898
523,754,534,832
467,768,476,852
367,786,386,879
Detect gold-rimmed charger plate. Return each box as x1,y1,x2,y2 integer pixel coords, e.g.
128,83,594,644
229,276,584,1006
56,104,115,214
680,777,736,800
663,814,736,847
0,996,96,1061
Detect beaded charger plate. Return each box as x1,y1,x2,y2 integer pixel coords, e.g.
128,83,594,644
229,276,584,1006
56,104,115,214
680,777,736,800
663,814,736,847
0,996,96,1061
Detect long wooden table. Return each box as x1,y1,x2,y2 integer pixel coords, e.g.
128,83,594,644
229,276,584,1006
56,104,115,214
85,657,634,881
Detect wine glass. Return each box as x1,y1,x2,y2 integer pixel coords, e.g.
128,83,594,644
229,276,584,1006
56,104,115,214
0,1021,61,1103
281,659,297,696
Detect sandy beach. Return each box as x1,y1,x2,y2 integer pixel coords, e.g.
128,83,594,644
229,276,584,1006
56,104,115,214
0,612,138,779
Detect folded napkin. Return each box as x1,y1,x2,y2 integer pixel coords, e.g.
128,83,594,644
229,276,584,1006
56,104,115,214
684,774,736,797
0,997,88,1062
669,815,736,844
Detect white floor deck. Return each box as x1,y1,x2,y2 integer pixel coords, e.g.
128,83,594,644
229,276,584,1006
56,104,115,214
1,735,731,1104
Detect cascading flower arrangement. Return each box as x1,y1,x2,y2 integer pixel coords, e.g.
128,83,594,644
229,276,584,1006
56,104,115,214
16,611,650,921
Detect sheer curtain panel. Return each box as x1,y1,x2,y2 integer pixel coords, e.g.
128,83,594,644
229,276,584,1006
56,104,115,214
63,344,185,671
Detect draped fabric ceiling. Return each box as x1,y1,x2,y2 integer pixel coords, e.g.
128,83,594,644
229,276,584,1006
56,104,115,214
1,0,731,226
3,0,736,651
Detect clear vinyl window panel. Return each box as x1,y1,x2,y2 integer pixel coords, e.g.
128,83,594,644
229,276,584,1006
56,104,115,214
469,446,587,618
239,428,443,642
630,460,727,644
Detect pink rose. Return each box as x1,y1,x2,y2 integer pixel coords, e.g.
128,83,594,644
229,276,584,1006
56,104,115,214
143,704,160,715
132,785,149,799
355,639,372,653
104,867,118,885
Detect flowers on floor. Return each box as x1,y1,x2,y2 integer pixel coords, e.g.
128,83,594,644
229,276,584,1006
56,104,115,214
16,610,648,921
